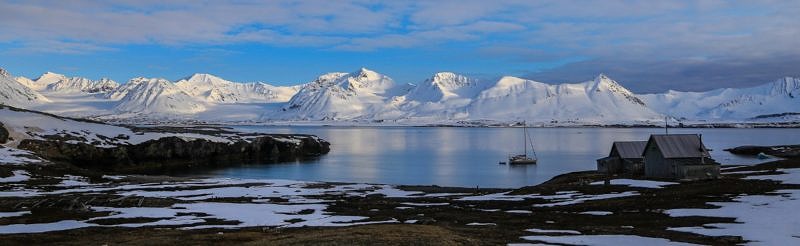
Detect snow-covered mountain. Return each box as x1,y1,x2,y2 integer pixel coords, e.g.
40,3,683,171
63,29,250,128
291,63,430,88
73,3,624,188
16,72,118,94
112,77,206,115
641,77,800,121
0,68,50,108
175,73,298,103
394,72,488,119
468,74,661,123
45,77,118,94
28,72,66,91
272,71,662,124
2,66,798,124
276,68,413,120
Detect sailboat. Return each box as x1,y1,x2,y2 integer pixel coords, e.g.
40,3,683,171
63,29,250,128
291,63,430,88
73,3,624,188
509,122,538,164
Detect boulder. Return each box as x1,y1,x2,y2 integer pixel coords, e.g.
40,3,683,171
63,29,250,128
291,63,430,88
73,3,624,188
0,121,8,144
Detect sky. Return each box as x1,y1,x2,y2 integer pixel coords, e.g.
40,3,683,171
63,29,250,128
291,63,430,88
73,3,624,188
0,0,798,93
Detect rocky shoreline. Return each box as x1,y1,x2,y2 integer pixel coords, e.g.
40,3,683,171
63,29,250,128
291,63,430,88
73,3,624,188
725,144,800,159
17,134,330,173
0,105,330,174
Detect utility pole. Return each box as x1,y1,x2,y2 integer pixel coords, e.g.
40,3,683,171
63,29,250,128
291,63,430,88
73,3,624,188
665,116,669,135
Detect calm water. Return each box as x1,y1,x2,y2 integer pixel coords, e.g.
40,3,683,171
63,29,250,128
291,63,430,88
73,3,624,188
190,126,799,188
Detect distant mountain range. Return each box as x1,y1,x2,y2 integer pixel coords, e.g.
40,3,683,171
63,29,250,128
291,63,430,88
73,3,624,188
0,67,798,125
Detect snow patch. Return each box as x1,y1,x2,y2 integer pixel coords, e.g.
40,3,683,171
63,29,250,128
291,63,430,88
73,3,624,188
665,189,800,245
520,234,694,246
0,170,30,183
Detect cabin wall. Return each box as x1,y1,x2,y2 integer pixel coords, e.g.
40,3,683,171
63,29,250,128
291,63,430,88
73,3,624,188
597,157,622,174
644,145,670,178
622,159,644,175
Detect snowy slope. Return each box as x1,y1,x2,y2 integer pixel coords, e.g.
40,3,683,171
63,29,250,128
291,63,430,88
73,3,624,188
175,73,298,103
641,77,800,121
16,72,118,94
395,72,488,119
27,72,66,91
112,77,206,115
45,77,118,94
468,74,662,124
275,68,412,120
13,76,37,89
0,105,228,148
0,68,50,108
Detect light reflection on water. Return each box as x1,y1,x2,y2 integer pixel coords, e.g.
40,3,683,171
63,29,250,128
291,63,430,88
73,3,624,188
191,126,798,188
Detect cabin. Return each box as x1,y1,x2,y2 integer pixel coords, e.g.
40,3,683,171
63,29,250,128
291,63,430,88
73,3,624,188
642,134,720,180
596,141,647,175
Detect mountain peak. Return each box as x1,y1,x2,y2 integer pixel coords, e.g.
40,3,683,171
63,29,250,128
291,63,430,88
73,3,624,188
351,67,385,81
430,72,459,81
36,71,66,81
593,73,615,83
312,72,348,85
181,73,228,85
427,72,475,90
590,73,623,90
129,77,172,86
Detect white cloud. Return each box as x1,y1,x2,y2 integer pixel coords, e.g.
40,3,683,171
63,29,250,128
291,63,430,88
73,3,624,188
1,0,799,92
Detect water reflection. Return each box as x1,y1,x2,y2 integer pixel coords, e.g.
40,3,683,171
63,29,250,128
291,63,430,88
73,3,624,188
191,126,800,188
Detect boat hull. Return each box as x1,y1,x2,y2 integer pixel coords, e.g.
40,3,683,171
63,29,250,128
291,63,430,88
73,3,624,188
508,159,537,165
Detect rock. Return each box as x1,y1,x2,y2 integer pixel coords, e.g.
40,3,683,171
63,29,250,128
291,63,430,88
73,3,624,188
725,145,800,159
0,121,8,144
17,135,330,173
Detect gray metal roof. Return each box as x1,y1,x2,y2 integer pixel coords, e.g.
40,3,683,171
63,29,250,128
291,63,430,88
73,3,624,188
611,141,647,159
644,134,710,158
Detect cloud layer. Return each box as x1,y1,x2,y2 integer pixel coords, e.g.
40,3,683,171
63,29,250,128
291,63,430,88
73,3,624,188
1,0,798,92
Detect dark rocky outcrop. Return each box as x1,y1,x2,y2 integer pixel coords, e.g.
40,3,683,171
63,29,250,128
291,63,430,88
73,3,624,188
0,121,8,144
725,145,800,159
18,136,330,173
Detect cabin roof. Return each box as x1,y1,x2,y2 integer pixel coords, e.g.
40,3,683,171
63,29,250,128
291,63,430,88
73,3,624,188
643,134,710,159
611,141,647,159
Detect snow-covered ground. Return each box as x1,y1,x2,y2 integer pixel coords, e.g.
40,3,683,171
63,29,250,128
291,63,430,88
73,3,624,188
664,168,800,245
0,157,798,245
666,189,800,245
0,170,30,183
0,106,232,148
518,234,695,246
0,147,43,165
0,173,476,233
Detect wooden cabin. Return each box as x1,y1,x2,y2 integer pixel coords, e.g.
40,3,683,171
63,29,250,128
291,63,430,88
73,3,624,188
642,134,720,180
596,141,647,175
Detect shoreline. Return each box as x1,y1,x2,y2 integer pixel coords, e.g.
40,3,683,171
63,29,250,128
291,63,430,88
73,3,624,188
124,121,800,129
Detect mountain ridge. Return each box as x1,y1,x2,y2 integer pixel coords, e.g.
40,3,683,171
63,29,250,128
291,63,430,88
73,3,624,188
2,66,798,124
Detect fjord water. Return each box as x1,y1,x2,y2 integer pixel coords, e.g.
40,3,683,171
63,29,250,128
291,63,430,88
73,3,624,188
198,127,798,188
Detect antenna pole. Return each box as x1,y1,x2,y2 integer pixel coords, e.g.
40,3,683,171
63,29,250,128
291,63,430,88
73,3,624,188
665,116,669,135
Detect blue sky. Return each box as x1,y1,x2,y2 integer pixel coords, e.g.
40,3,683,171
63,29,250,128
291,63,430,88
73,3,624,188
0,0,798,93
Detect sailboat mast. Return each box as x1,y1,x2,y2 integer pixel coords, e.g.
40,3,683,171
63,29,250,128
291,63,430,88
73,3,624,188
523,122,527,156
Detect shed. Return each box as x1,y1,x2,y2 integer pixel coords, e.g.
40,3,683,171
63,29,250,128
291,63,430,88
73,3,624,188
596,141,647,175
642,134,719,180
